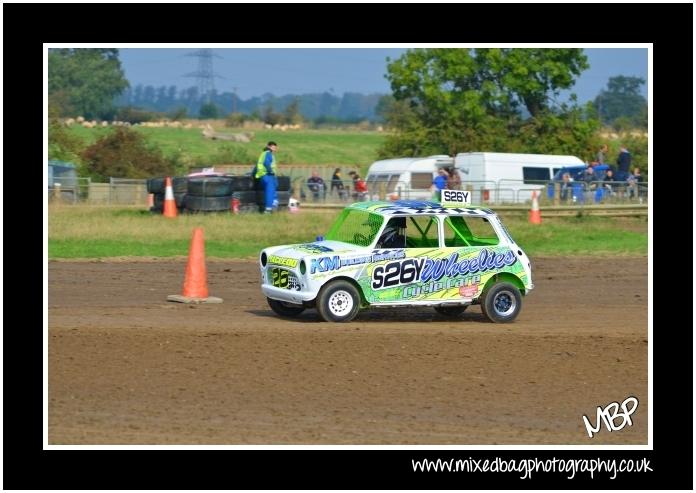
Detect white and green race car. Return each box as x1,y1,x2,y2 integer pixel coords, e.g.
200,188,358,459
259,192,533,323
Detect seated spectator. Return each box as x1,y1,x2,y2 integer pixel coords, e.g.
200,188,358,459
354,175,368,200
349,171,368,201
306,170,326,202
583,165,597,190
627,166,643,199
603,169,615,190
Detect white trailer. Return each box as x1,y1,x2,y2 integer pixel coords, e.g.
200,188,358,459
454,152,585,203
365,155,454,200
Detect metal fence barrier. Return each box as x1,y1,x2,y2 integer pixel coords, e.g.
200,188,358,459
48,175,649,207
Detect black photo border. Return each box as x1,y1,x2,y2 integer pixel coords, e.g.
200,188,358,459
4,2,692,490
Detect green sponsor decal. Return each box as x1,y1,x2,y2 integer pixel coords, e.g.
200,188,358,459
355,247,526,303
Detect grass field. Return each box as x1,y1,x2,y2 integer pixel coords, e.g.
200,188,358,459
48,205,648,259
65,124,387,171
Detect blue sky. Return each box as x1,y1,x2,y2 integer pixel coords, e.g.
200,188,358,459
118,47,648,103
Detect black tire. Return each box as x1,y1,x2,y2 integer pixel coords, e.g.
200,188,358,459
267,298,305,318
151,192,164,213
147,177,165,194
230,175,255,191
174,192,186,210
233,190,257,205
434,305,468,317
184,194,232,212
316,280,361,323
187,177,233,197
276,190,290,207
276,176,291,191
481,282,522,323
172,176,188,194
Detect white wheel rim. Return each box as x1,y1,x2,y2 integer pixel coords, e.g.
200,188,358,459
328,290,354,317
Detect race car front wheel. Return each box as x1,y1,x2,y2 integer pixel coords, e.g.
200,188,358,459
267,298,305,318
481,282,521,323
316,280,361,323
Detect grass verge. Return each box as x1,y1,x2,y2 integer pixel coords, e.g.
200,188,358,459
48,205,647,259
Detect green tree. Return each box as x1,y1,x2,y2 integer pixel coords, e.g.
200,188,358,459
199,102,220,119
225,112,247,127
593,76,647,126
262,103,282,125
81,128,174,181
380,48,595,157
48,116,85,165
284,98,303,124
168,106,188,121
48,49,129,119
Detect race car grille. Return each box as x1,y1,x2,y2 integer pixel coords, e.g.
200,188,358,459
268,267,301,290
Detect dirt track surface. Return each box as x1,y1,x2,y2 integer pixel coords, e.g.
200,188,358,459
48,257,648,445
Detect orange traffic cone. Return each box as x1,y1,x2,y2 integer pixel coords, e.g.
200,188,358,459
163,177,178,218
167,228,223,304
147,193,154,208
529,191,542,224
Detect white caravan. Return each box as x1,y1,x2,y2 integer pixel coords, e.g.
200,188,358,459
365,155,454,201
454,152,585,203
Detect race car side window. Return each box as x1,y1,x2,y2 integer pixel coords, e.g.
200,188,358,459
444,216,500,247
325,209,384,247
405,216,439,248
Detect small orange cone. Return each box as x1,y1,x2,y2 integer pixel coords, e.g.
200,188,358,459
529,191,542,224
167,228,223,304
147,193,154,208
163,177,178,218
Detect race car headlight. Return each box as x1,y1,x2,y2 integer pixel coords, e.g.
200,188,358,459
299,259,306,275
260,251,267,267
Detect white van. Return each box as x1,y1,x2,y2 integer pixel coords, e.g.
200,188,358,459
365,155,454,200
454,152,585,203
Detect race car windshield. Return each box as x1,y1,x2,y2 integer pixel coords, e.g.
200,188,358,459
325,209,385,247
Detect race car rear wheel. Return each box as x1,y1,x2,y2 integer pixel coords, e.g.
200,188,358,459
481,282,521,323
433,305,468,317
267,298,305,318
316,280,361,323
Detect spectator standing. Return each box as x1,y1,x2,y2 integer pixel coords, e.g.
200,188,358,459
431,168,448,200
255,141,278,214
560,172,573,201
306,170,326,202
617,145,631,174
330,167,346,199
446,167,461,190
596,144,609,164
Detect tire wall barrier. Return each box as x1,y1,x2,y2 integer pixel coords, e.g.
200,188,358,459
184,195,233,212
253,176,290,192
149,175,291,213
255,190,290,207
187,177,233,197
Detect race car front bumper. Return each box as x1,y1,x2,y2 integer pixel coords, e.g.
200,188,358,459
262,285,316,304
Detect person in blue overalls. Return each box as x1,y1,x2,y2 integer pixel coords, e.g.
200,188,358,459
255,141,278,213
